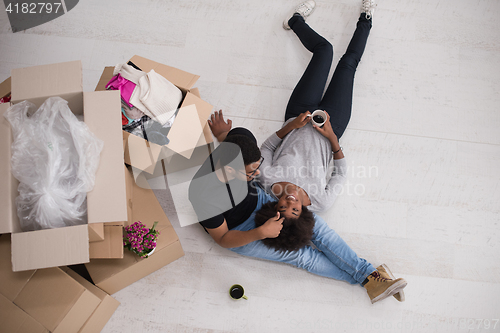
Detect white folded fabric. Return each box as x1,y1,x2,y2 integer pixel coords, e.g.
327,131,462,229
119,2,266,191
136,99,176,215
113,63,146,85
129,69,183,126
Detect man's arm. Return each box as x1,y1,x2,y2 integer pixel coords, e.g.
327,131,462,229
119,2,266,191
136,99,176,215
206,215,284,249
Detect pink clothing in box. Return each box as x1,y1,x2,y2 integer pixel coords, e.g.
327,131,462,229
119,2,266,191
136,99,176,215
106,74,136,108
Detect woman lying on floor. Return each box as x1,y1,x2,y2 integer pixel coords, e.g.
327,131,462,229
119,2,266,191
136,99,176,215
202,0,407,304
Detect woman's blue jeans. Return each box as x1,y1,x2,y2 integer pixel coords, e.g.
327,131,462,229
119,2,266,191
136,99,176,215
285,14,372,139
230,188,376,285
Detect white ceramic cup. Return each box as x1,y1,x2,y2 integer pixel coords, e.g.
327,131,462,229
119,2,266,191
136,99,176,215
309,110,328,127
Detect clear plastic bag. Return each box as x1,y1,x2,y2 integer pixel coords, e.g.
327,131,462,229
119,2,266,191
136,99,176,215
4,97,104,231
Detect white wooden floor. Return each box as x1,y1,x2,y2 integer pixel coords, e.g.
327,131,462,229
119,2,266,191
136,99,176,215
1,0,500,332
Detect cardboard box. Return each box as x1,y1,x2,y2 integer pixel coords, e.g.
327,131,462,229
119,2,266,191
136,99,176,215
14,268,101,333
0,61,128,271
62,268,120,333
0,234,118,333
1,235,121,333
96,55,214,175
0,293,48,333
85,167,184,295
87,163,135,259
88,223,105,243
0,76,11,99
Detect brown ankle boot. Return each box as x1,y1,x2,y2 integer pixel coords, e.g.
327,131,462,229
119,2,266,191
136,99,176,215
376,264,405,302
363,270,407,304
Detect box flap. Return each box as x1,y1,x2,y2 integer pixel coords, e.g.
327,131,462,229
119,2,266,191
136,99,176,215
52,288,101,333
64,269,120,333
0,103,18,235
87,240,184,295
129,55,200,91
85,253,139,286
64,268,115,301
0,76,11,98
11,225,89,272
154,224,180,251
123,131,163,174
83,91,128,224
89,226,124,259
0,293,48,333
0,235,36,301
180,92,213,128
78,294,119,333
11,61,83,114
88,223,104,242
125,165,134,223
13,268,95,332
128,168,173,231
164,104,203,159
189,87,200,98
94,67,115,92
179,91,213,144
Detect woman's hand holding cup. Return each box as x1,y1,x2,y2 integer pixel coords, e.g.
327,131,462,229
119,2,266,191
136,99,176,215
312,112,336,142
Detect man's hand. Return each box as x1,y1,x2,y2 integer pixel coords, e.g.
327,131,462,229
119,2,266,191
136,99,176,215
208,110,232,142
258,212,284,239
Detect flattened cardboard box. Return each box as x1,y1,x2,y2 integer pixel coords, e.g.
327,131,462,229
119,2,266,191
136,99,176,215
0,293,48,333
0,235,106,333
62,268,120,333
85,167,184,295
14,268,101,333
0,235,117,333
96,55,214,175
0,61,128,271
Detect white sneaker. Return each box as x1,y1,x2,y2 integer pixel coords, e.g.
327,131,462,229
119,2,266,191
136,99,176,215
283,0,316,30
361,0,376,20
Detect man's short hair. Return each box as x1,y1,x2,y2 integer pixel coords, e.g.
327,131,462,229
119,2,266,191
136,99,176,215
254,201,315,252
224,134,261,165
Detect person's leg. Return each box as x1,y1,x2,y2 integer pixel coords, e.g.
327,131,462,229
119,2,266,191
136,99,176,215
310,214,376,284
318,13,372,138
229,208,370,284
284,15,333,121
230,233,360,284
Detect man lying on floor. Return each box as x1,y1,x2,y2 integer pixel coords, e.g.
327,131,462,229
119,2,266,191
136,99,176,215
188,114,406,304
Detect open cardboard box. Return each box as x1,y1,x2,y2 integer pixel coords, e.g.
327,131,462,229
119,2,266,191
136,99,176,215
84,166,184,295
96,55,214,176
0,234,120,333
0,61,128,271
0,76,11,100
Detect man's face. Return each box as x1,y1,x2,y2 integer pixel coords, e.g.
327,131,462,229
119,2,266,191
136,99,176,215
236,157,263,181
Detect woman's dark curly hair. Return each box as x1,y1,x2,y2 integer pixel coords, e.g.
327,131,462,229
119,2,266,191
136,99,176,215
254,201,315,252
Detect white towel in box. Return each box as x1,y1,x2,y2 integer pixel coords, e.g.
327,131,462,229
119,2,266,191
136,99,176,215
130,69,183,125
113,63,146,85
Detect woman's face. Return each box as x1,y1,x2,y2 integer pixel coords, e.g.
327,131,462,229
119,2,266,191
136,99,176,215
275,189,302,219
